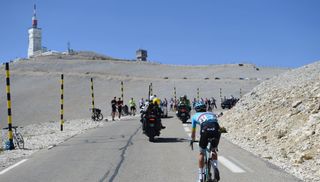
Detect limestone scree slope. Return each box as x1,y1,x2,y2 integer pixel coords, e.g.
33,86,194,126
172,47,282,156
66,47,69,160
220,61,320,181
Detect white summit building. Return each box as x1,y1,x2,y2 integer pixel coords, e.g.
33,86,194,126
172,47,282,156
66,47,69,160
28,4,43,58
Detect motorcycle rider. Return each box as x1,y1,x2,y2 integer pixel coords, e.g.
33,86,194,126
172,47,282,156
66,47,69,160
141,95,165,133
177,95,191,118
190,102,221,182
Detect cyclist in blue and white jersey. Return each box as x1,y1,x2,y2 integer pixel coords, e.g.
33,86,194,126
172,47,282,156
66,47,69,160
191,102,221,182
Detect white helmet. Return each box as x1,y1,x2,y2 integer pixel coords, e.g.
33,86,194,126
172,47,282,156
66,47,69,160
150,95,155,101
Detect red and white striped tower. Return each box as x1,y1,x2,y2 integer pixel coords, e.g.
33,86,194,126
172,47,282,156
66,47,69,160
28,4,42,58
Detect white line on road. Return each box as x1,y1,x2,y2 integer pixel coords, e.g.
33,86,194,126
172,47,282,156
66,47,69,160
219,156,246,173
228,156,254,173
0,159,28,175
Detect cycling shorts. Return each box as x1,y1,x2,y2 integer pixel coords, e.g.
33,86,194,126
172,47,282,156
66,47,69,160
199,122,221,153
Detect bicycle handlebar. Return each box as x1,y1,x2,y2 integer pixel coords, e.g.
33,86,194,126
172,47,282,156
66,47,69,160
2,126,21,130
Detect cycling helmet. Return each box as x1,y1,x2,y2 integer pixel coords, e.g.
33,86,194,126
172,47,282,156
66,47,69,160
194,102,206,112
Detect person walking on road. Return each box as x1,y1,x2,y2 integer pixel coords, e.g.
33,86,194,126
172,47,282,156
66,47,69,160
111,97,117,121
117,98,123,119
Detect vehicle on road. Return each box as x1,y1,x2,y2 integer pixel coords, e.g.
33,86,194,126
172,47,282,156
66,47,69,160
221,97,239,109
90,108,103,121
176,105,190,123
2,126,25,149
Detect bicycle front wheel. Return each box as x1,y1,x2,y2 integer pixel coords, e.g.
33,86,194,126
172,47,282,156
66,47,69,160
14,133,24,149
97,113,103,121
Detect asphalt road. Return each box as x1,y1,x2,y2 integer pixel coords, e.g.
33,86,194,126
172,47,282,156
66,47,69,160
0,114,301,182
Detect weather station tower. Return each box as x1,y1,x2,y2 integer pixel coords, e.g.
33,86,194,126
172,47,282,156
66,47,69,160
28,4,42,58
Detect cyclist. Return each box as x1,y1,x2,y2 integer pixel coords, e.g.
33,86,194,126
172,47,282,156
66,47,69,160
191,102,221,182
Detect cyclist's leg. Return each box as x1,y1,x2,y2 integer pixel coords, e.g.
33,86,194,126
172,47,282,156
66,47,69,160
198,133,208,181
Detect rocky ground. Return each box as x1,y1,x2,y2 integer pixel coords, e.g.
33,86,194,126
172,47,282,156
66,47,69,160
220,61,320,182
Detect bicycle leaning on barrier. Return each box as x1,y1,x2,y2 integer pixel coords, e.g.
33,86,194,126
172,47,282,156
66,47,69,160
2,126,25,149
90,108,103,121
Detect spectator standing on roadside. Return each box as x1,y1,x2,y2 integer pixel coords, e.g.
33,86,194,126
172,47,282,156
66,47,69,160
117,98,123,119
169,98,174,111
111,97,117,121
139,98,144,109
129,98,137,116
211,97,217,109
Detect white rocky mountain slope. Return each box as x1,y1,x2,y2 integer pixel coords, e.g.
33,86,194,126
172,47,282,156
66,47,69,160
220,61,320,181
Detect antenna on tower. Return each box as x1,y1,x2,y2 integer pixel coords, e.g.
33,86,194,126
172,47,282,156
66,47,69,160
32,4,38,28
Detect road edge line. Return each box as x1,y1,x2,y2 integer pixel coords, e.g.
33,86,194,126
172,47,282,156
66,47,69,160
0,159,28,175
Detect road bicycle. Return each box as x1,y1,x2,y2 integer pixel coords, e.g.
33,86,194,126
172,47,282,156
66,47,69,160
90,108,103,121
2,126,25,149
190,139,220,182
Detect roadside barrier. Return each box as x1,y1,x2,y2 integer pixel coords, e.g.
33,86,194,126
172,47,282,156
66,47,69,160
60,74,64,131
5,63,14,149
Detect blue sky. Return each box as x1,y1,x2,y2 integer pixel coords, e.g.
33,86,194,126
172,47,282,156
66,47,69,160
0,0,319,67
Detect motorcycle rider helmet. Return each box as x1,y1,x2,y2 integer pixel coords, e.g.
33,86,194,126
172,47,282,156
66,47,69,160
150,95,155,101
194,102,206,112
153,97,161,105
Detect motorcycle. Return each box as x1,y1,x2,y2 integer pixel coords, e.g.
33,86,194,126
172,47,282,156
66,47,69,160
140,107,161,142
176,105,190,123
144,114,161,142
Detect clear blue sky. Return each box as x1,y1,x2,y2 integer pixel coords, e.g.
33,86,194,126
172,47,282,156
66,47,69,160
0,0,319,67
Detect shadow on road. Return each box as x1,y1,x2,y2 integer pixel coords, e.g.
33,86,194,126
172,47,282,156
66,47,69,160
162,116,174,119
154,137,189,143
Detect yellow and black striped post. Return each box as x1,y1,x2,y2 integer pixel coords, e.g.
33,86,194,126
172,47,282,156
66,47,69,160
60,74,64,131
197,88,200,100
91,78,95,109
121,81,124,102
150,83,153,96
5,63,14,150
148,84,151,100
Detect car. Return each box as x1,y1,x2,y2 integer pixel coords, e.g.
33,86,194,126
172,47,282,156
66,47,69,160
221,98,239,109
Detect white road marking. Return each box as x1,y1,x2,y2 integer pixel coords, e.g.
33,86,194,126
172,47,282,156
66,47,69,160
219,156,246,173
182,124,189,127
0,159,28,175
228,156,254,173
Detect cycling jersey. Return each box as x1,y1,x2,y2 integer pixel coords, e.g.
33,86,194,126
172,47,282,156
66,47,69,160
191,112,220,151
191,112,218,131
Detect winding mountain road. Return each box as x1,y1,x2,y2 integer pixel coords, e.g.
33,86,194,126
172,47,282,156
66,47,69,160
0,114,301,182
